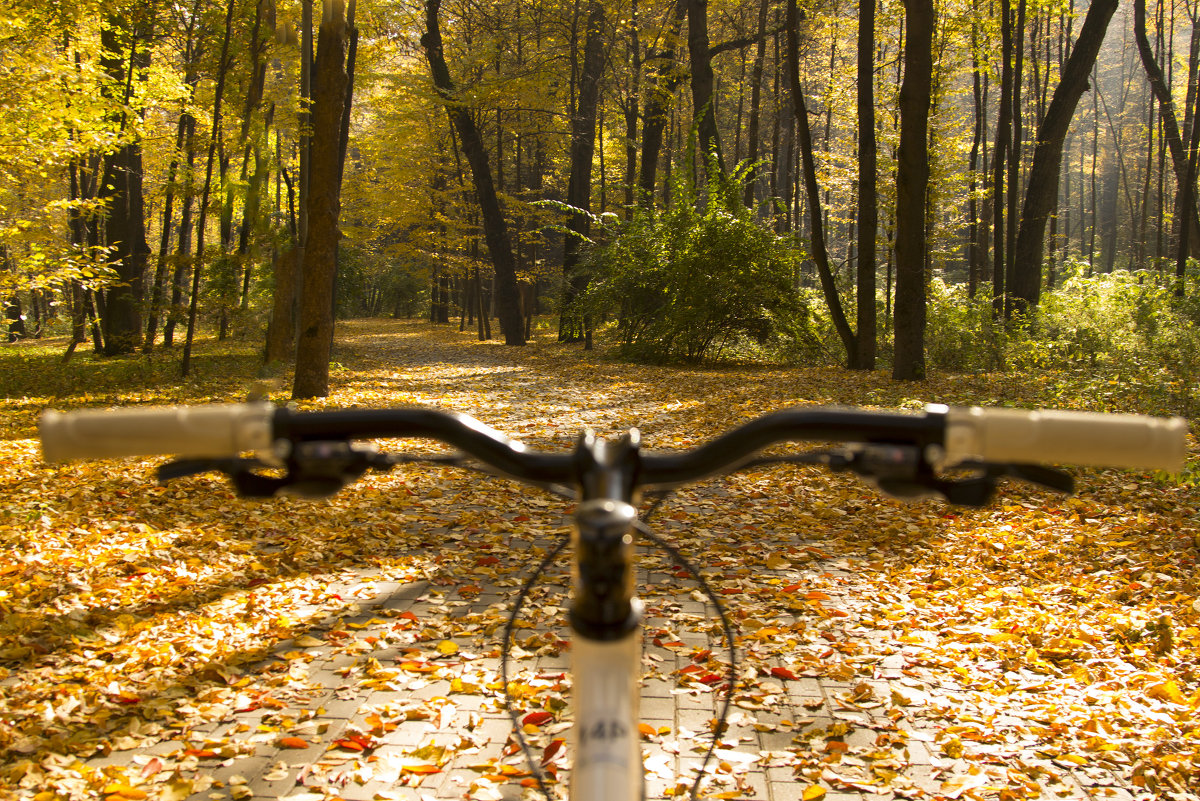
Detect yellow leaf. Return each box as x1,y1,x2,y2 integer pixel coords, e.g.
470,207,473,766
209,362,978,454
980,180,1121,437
765,552,789,569
436,639,459,655
159,782,193,801
802,786,826,801
294,635,324,647
1146,681,1186,704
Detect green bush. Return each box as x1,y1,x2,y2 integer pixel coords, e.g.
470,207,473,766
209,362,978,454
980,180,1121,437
570,166,819,364
924,278,1007,371
1008,264,1200,416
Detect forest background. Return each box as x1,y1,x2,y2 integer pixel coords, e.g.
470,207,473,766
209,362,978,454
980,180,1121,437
0,0,1199,405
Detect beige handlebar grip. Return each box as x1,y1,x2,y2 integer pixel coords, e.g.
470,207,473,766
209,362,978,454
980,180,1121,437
39,403,275,463
941,405,1188,472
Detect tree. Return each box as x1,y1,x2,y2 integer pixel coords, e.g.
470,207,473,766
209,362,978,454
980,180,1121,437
559,0,608,343
892,0,935,381
1133,0,1200,263
181,0,237,377
421,0,524,346
293,0,352,399
687,0,724,173
786,0,857,366
1010,0,1119,309
853,0,877,370
96,14,153,355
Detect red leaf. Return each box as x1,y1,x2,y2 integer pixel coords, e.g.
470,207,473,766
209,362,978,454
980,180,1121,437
541,737,566,765
770,667,800,681
522,711,554,726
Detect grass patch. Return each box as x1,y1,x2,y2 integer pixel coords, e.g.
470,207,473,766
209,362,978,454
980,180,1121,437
0,334,270,440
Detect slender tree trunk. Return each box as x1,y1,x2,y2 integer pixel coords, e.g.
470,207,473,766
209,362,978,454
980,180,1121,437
967,16,984,297
559,0,607,342
1004,0,1026,311
422,0,524,345
145,103,192,352
992,0,1013,315
892,0,934,381
786,0,856,363
1177,21,1200,293
853,0,877,369
1134,0,1200,259
163,116,195,348
181,0,236,376
743,0,769,209
638,0,687,207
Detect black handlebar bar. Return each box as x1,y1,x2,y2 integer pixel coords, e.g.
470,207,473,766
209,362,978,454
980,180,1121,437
39,402,1187,504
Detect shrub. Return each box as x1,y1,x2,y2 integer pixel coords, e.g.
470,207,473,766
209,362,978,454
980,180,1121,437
1008,264,1200,416
570,165,817,364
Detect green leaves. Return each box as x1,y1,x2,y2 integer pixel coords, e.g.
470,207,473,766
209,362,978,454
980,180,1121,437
571,165,817,364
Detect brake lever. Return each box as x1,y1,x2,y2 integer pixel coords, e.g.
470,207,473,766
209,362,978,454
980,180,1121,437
931,463,1074,507
823,448,1074,507
158,442,404,500
157,457,293,498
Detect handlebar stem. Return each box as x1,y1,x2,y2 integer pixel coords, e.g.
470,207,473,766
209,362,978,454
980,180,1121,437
568,431,644,642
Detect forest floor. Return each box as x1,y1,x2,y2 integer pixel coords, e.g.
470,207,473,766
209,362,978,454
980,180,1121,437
1,318,1199,801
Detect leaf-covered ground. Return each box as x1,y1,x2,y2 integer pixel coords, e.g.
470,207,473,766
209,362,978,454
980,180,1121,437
2,319,1198,800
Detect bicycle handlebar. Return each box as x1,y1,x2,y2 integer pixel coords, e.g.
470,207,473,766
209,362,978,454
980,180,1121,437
942,405,1186,471
39,402,1188,486
39,403,276,463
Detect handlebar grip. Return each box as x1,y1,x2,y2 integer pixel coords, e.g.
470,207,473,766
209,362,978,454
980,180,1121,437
942,406,1188,472
39,402,275,463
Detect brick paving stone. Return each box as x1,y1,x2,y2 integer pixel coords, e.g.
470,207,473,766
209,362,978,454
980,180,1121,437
66,542,1157,801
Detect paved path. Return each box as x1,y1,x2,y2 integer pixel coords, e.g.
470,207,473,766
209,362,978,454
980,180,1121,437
76,495,1123,801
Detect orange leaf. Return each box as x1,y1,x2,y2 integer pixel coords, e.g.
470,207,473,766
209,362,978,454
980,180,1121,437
278,736,309,749
401,764,442,775
770,666,800,681
182,748,217,758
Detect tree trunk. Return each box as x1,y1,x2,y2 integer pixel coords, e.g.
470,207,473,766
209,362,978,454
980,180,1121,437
1134,0,1200,259
743,0,769,208
98,19,151,356
559,0,607,342
293,0,351,399
992,0,1013,315
786,0,856,364
686,0,724,174
853,0,877,370
181,0,236,376
892,0,934,381
638,0,688,207
422,0,524,345
1010,0,1118,308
